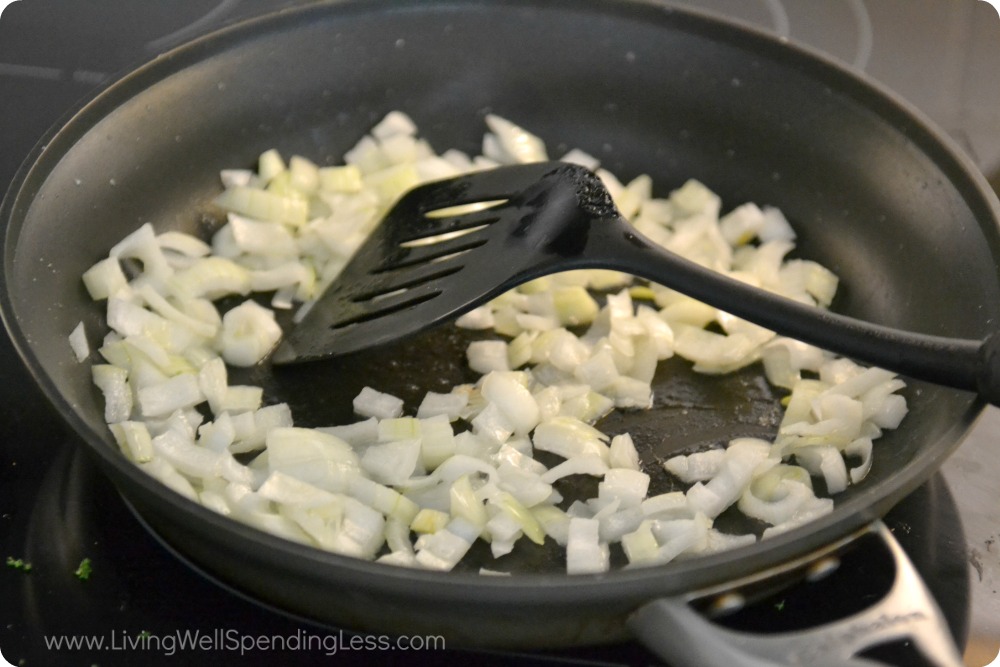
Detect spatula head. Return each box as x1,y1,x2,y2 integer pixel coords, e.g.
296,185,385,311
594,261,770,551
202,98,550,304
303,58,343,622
271,161,616,364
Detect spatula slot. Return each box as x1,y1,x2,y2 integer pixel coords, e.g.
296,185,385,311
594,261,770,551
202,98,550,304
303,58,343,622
331,288,442,330
374,236,489,272
399,223,492,248
422,199,507,219
351,264,463,302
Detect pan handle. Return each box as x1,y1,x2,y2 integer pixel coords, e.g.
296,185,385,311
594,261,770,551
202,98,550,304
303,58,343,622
627,521,965,667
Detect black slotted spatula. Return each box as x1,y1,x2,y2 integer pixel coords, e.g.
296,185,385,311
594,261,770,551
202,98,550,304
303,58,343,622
271,161,1000,406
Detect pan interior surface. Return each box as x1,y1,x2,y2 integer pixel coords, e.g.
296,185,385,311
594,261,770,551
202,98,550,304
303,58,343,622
2,0,998,645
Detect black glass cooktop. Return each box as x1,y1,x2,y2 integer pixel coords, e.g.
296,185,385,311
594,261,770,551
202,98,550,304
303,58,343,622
0,2,988,665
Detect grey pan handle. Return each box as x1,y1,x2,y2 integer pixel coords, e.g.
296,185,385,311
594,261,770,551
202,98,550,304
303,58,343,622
628,521,964,667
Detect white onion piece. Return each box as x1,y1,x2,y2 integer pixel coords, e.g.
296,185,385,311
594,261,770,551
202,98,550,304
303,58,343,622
480,371,540,436
641,492,692,520
846,437,875,484
533,417,610,462
158,231,212,258
608,433,641,471
352,387,404,420
415,517,479,571
483,114,548,164
664,448,725,483
361,439,421,486
110,421,154,463
794,445,850,494
598,468,650,509
466,340,511,374
416,391,469,421
217,300,281,367
69,322,90,362
566,517,610,574
83,257,129,300
137,373,203,418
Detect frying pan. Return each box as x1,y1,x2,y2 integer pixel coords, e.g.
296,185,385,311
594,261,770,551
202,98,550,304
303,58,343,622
2,0,998,664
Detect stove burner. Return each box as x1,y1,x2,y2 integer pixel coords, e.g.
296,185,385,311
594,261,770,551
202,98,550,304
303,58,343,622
0,440,971,666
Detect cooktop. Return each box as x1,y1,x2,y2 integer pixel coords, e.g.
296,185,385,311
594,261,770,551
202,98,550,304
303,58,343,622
1,2,997,665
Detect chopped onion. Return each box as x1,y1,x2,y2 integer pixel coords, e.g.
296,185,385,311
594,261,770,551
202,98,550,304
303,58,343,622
352,386,404,420
566,517,609,574
217,300,282,367
69,321,90,362
79,111,910,575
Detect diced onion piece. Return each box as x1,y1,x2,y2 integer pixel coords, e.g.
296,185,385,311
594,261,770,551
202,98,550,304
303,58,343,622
795,445,849,494
218,300,282,367
361,439,421,487
139,458,198,501
415,517,479,571
738,465,817,526
664,448,725,483
566,517,609,574
228,213,299,257
719,203,765,246
673,324,761,373
69,321,90,362
318,418,379,447
758,206,796,242
641,492,691,520
109,223,174,286
137,283,218,339
257,149,286,183
467,340,510,373
533,416,610,463
109,421,154,463
670,179,721,217
411,508,450,534
158,231,212,258
348,476,419,523
171,257,252,299
685,439,770,518
266,427,359,492
449,474,489,529
418,415,456,471
846,437,874,484
377,417,421,442
416,391,468,421
137,373,203,418
455,306,495,330
762,496,834,539
598,468,650,509
318,165,363,193
471,402,514,444
82,257,128,300
622,520,660,565
483,114,548,164
288,155,320,195
481,371,540,435
353,387,404,419
214,185,308,226
539,455,608,483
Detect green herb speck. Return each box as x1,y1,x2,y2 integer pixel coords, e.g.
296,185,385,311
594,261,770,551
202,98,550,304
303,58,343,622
6,556,32,573
74,557,93,581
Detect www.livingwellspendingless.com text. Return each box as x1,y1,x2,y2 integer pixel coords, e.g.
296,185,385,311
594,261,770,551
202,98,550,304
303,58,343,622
40,627,445,657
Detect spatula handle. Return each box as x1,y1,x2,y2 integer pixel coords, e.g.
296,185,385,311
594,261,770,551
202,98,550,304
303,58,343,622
566,220,997,405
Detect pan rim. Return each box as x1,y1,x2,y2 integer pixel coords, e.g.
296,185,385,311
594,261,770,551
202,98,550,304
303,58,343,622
0,0,995,608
